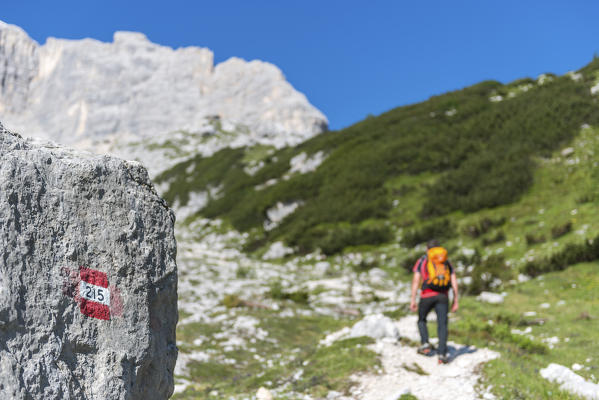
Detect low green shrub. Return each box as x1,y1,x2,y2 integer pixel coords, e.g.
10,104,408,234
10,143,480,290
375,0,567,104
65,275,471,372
451,248,481,267
392,184,415,196
465,255,512,295
351,259,380,273
576,192,598,204
222,294,243,308
523,234,599,276
236,266,250,279
290,222,393,255
401,219,455,248
481,230,506,246
398,395,419,400
242,236,269,254
400,255,418,272
551,221,572,239
268,281,310,304
525,233,546,246
462,216,507,238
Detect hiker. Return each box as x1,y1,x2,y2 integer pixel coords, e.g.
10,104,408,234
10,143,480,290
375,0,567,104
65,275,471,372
409,239,459,364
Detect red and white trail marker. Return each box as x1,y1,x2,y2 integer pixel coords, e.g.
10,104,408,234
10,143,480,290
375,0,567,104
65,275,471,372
79,267,111,320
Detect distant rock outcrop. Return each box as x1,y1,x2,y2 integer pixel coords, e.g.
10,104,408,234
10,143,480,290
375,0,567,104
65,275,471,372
0,20,328,152
0,122,178,399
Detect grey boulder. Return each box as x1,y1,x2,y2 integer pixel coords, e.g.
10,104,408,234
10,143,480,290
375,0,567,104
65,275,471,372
0,123,178,399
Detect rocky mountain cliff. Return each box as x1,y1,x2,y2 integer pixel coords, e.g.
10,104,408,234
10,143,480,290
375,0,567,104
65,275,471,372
0,20,327,154
0,122,178,399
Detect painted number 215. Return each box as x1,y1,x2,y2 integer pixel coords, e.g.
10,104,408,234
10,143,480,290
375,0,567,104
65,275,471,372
80,281,111,306
84,286,105,302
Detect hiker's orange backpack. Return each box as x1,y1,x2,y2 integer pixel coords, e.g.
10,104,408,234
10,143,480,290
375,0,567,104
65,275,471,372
423,247,451,291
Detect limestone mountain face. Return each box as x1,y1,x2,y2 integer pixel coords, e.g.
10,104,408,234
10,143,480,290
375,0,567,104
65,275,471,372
0,20,327,154
0,122,178,399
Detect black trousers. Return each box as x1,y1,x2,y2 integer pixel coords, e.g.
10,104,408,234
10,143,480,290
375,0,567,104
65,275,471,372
418,294,449,355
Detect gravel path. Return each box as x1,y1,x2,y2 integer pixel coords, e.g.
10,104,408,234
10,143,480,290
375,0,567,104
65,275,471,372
347,315,499,400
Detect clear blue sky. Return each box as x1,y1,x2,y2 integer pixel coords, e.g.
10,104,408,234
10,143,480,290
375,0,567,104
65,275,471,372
3,1,599,130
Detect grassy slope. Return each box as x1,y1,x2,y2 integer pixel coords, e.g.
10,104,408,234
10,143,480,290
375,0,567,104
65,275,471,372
452,262,599,399
156,58,599,261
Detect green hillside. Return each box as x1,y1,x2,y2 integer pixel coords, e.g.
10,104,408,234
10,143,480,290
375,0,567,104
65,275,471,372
157,58,599,265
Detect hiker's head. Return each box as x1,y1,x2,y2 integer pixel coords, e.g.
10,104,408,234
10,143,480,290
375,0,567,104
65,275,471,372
426,239,440,249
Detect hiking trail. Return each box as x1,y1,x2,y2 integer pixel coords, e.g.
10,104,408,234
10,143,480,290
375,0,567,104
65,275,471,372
344,315,499,400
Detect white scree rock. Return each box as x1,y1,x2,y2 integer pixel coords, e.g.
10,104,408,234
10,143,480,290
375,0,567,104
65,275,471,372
476,291,506,304
350,314,400,341
540,363,599,400
0,123,178,400
256,387,274,400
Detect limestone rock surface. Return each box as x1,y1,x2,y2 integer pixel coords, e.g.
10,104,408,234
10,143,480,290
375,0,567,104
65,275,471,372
540,363,599,399
0,20,328,153
476,291,506,304
0,122,178,399
350,314,400,341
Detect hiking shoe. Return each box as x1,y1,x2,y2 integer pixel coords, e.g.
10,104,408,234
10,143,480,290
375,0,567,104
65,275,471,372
438,354,450,364
417,343,435,356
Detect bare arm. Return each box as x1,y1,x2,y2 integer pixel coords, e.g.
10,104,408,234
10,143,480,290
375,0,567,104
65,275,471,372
410,272,421,312
450,272,459,312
